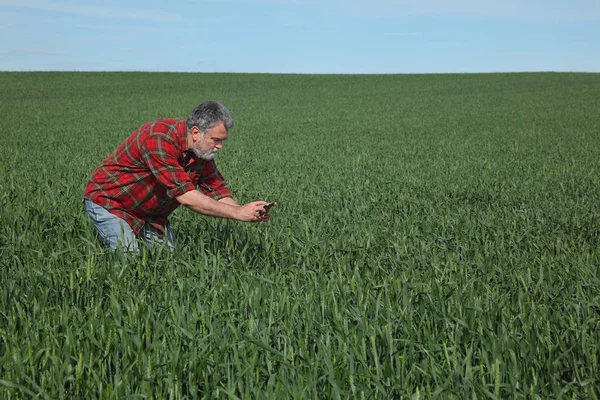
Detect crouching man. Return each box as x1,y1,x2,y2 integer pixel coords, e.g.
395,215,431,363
83,100,273,251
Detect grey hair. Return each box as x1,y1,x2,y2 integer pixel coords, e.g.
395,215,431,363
186,100,234,134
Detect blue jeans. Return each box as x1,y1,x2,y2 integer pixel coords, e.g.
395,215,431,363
84,199,178,251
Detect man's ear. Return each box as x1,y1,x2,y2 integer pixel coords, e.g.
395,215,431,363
190,126,201,142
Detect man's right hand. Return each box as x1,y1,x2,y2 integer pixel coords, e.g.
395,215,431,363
235,201,270,222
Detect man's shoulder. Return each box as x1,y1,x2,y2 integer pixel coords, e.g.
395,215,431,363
143,118,185,135
135,119,186,148
135,119,186,156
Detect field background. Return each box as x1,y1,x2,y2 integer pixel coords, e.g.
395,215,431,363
0,72,599,398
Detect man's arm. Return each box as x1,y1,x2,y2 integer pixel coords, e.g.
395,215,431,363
177,190,268,222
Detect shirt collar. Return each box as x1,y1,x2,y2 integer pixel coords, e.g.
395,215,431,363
177,120,198,166
177,119,188,151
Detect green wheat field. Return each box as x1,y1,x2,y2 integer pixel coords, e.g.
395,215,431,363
0,72,599,399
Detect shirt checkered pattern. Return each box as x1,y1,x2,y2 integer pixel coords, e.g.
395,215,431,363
83,118,231,235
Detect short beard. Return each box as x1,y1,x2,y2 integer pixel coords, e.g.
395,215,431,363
193,146,219,161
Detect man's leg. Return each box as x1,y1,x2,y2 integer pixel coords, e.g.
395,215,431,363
138,222,179,251
84,199,138,251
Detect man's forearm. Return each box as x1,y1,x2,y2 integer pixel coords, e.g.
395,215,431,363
177,190,240,219
218,197,240,207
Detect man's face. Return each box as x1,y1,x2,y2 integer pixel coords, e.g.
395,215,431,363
192,121,228,160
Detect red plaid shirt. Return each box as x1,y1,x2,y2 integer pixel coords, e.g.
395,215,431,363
84,119,231,235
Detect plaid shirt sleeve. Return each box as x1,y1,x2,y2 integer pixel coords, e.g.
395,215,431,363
141,134,196,198
198,160,231,200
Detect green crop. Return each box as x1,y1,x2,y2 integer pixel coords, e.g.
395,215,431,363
1,72,599,398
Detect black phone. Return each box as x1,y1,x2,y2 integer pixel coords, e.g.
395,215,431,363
263,202,275,212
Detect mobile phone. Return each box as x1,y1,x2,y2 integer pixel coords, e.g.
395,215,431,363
263,202,275,212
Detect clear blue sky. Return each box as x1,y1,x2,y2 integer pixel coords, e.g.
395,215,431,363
1,0,599,74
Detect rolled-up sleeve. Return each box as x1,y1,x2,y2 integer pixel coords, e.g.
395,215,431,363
198,160,231,200
141,135,195,198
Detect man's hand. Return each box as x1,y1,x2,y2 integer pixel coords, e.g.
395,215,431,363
258,202,277,222
235,201,271,222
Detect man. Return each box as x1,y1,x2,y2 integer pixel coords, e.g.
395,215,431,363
83,100,274,251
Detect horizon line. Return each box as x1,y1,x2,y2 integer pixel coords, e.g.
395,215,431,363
0,70,597,75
